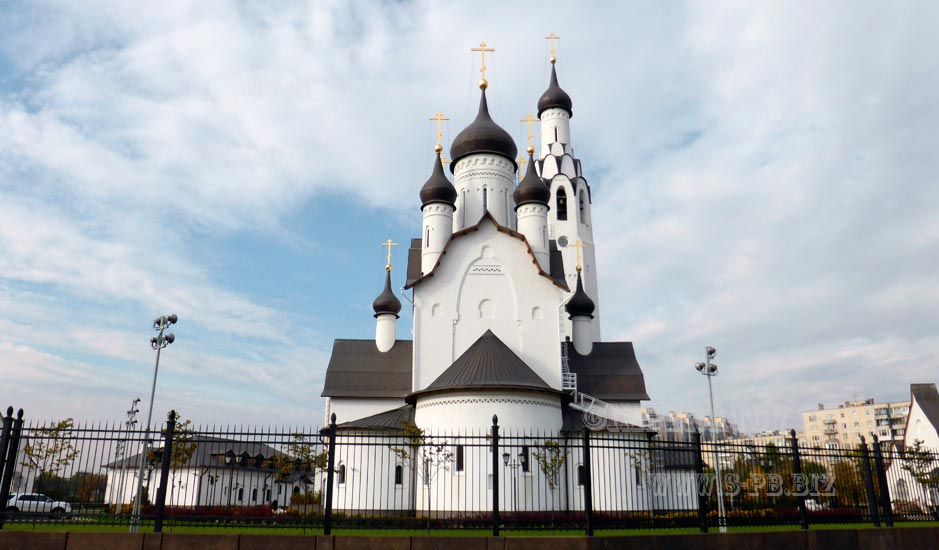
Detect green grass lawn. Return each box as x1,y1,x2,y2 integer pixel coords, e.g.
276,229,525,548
5,520,938,537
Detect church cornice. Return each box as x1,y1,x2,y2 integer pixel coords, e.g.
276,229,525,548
403,211,570,292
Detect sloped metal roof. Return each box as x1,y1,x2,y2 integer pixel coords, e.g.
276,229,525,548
909,383,939,438
567,341,650,401
337,406,415,431
320,340,413,398
418,330,553,395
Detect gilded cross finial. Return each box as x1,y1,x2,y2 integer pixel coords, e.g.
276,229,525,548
520,113,538,154
572,239,584,272
429,112,450,154
381,239,398,271
517,154,528,173
545,33,560,64
471,41,496,89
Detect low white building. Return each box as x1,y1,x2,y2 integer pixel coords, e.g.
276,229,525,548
104,436,314,509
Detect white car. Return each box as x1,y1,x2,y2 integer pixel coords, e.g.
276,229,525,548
5,493,72,518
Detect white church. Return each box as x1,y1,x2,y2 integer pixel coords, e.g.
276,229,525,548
320,45,696,514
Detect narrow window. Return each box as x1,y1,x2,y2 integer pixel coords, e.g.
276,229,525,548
579,190,586,223
423,459,431,485
266,489,271,501
556,188,568,221
456,445,464,472
238,487,244,502
338,464,346,485
395,465,403,485
554,127,558,142
577,464,585,486
483,187,488,210
520,446,530,473
252,488,257,502
424,226,430,247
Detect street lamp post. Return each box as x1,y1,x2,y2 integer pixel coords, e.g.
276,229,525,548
130,314,177,533
695,345,727,533
502,451,522,514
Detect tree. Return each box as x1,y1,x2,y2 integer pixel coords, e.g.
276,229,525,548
901,439,939,519
274,433,328,506
20,418,81,497
533,440,567,509
389,423,453,528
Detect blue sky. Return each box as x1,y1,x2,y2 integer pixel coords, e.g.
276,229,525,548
1,1,937,432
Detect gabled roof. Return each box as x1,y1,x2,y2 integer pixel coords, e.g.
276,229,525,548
404,211,569,291
105,435,285,470
907,383,939,438
321,340,413,398
567,341,650,401
337,406,415,431
409,330,554,401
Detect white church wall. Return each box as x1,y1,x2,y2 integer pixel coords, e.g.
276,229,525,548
452,154,516,232
331,433,414,513
412,223,564,392
414,391,562,433
905,400,939,451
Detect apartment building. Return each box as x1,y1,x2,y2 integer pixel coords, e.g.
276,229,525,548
641,407,739,442
802,398,910,448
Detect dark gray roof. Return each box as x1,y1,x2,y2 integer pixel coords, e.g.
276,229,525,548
450,89,517,171
420,152,457,208
567,341,649,401
338,406,414,431
548,240,567,287
910,383,939,433
565,271,595,318
372,270,402,317
513,153,551,207
411,330,553,398
105,435,285,470
321,340,413,398
537,63,573,118
404,212,569,292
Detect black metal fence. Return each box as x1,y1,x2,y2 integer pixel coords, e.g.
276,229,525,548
1,407,937,535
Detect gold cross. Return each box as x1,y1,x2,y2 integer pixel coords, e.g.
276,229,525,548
571,240,584,272
517,154,528,173
442,155,451,166
545,33,560,64
471,41,495,89
429,112,450,154
520,113,538,154
381,239,397,271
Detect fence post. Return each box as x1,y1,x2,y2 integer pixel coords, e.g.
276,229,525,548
581,427,594,537
491,415,500,537
691,427,708,533
788,429,809,530
858,435,880,527
323,413,337,536
0,408,23,530
871,435,893,527
153,410,176,533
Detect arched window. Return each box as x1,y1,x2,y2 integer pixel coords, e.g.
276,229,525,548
579,190,587,223
456,445,464,472
338,464,346,485
394,465,403,485
483,187,488,211
424,226,430,247
577,464,585,486
556,188,568,221
896,478,909,500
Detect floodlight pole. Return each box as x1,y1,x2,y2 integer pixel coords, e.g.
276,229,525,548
130,314,176,533
696,346,727,533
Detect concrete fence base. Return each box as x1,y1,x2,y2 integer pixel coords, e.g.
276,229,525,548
0,528,936,550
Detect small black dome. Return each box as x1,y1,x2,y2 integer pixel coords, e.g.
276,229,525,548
513,153,550,208
537,64,573,118
565,271,595,318
450,89,517,171
420,152,457,208
373,270,402,317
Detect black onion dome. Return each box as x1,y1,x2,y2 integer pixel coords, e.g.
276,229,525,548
513,153,550,208
420,152,457,208
537,64,573,118
565,271,595,318
372,270,402,317
450,89,518,172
